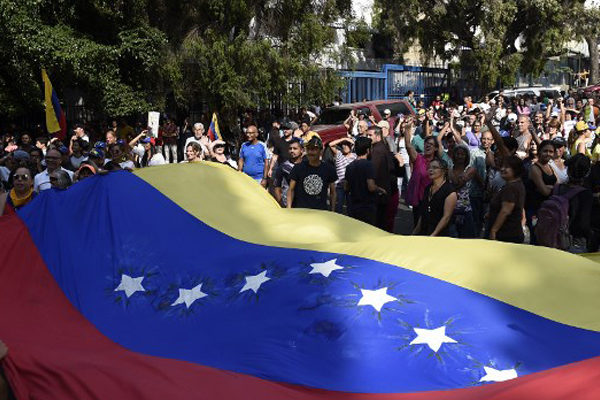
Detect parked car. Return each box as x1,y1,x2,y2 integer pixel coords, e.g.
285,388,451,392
580,83,600,97
312,99,415,143
484,86,562,102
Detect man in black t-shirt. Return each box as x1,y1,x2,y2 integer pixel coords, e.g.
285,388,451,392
345,137,387,225
287,136,337,210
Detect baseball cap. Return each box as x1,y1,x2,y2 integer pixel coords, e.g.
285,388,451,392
140,137,152,144
575,121,590,132
12,149,30,161
305,136,323,149
551,111,559,118
552,136,567,147
507,113,518,123
89,148,104,159
418,109,426,116
383,108,391,116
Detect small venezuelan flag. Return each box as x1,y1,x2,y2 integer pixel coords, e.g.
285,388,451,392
207,112,221,141
42,69,67,140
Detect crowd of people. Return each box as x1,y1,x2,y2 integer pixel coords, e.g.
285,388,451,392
2,91,600,253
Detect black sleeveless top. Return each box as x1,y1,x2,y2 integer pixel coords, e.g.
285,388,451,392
526,163,557,211
419,181,455,236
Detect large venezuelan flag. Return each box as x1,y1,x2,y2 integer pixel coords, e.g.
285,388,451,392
1,163,600,399
42,68,67,140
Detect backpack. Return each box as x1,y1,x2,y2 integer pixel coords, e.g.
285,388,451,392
535,185,585,249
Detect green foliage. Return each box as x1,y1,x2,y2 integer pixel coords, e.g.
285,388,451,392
375,0,585,90
346,20,372,49
0,0,351,125
0,0,167,117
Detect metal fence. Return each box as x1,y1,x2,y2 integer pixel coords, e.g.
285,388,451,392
340,64,450,103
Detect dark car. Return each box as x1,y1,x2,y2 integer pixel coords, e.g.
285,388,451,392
312,100,415,144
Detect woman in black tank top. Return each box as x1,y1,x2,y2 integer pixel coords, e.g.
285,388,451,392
526,140,557,243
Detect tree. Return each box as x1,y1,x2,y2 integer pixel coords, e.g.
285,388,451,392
0,0,352,130
158,0,352,128
0,0,167,117
570,3,600,85
375,0,585,90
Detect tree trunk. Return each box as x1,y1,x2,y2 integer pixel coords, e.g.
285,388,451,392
586,36,599,85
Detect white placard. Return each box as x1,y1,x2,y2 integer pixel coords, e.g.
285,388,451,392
148,111,160,138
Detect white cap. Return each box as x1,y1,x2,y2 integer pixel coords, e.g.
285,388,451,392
507,113,518,123
551,111,559,117
383,108,391,115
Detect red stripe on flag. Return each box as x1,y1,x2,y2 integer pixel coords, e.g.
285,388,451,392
1,214,599,399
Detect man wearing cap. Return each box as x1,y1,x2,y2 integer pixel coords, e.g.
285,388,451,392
34,148,74,192
287,136,337,211
73,123,90,143
570,121,593,157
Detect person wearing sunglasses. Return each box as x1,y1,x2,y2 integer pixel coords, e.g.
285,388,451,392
33,148,74,192
1,166,36,216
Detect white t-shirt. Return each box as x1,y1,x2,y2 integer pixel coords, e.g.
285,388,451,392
148,153,166,166
120,160,135,170
563,120,576,138
0,166,10,185
34,168,74,192
70,155,88,169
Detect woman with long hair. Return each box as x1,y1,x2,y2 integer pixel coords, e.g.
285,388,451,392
526,140,557,244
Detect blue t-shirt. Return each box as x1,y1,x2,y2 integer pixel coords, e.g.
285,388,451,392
240,141,268,179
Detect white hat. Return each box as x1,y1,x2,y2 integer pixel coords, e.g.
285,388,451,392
551,111,559,117
383,108,391,115
507,113,518,123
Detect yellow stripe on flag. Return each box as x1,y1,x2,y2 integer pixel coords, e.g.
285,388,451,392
135,163,600,332
42,69,61,134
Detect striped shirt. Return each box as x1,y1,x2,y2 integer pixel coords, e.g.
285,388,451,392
335,152,357,186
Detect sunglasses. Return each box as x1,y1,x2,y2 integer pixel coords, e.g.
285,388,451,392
14,174,30,181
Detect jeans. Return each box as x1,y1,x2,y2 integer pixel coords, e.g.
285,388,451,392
469,196,484,238
450,211,476,238
163,143,177,163
335,185,347,214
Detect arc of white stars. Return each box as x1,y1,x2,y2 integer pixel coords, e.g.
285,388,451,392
309,259,344,278
114,274,145,298
409,325,457,353
357,287,397,312
479,366,518,383
240,271,271,294
171,283,208,308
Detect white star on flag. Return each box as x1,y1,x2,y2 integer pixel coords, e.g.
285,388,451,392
240,271,271,294
479,366,518,382
409,325,457,352
114,274,145,298
171,283,208,308
357,287,396,312
309,259,344,278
